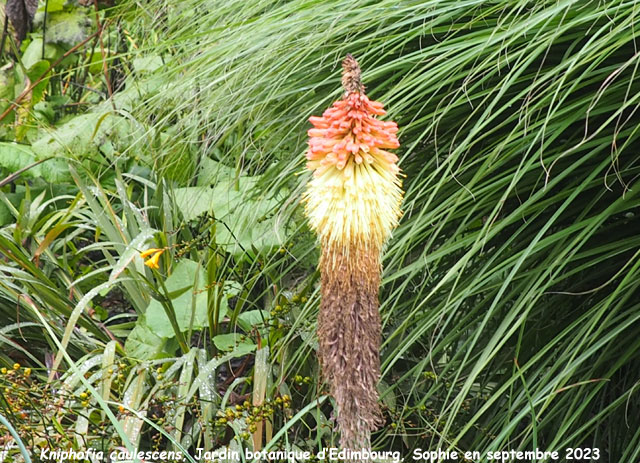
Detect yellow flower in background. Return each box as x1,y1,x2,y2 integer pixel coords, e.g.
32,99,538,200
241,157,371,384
140,248,163,258
140,248,165,269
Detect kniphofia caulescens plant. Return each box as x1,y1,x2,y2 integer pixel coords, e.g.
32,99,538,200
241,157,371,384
303,54,403,450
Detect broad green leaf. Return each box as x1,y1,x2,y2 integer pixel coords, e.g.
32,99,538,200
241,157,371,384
45,10,92,47
195,158,238,186
0,142,41,177
173,180,287,256
124,316,166,360
25,60,50,105
133,55,164,74
144,259,228,337
378,379,396,413
37,0,64,13
21,38,60,69
224,280,242,297
87,49,115,74
0,201,14,226
30,112,134,180
0,65,15,105
212,333,255,355
236,310,269,332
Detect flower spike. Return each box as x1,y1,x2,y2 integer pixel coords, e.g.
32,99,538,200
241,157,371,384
303,54,403,451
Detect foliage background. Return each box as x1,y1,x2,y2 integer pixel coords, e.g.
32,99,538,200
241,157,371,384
0,0,639,461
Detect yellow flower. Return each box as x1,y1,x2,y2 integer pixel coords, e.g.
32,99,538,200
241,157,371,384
140,248,163,258
141,248,165,269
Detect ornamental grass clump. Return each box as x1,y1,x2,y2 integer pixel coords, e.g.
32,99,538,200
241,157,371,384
303,55,403,450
